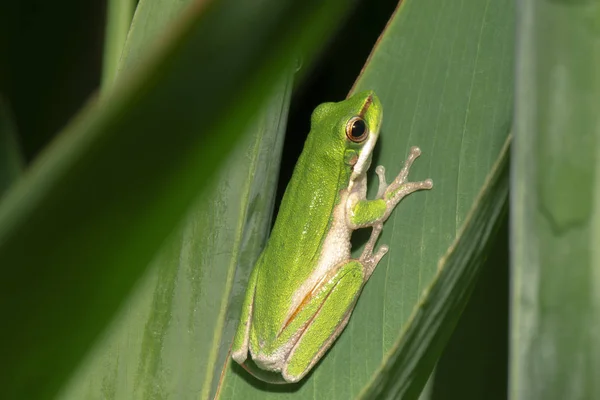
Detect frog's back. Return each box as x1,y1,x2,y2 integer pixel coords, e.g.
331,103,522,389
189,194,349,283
251,101,351,344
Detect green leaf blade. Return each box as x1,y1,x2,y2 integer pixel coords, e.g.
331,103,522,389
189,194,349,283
511,0,600,399
0,0,351,397
58,77,293,400
359,138,510,399
101,0,135,91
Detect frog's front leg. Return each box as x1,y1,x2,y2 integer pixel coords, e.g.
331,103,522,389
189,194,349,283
376,146,433,218
347,146,432,277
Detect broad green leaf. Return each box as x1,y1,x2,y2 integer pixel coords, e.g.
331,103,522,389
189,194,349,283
420,220,509,400
101,0,136,91
117,0,195,76
511,1,600,399
359,138,510,399
217,0,514,397
58,76,293,400
0,0,353,397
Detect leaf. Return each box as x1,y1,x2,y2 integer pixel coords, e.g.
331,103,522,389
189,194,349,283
101,0,136,91
58,76,293,400
217,0,515,397
421,220,509,400
0,0,354,397
359,137,510,399
510,1,600,398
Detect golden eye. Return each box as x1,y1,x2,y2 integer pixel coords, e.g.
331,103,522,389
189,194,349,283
346,117,368,142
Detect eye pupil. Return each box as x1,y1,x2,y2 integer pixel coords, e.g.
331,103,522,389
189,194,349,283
351,120,366,138
346,118,368,142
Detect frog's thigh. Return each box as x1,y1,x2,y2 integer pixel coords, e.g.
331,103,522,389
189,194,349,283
284,260,364,382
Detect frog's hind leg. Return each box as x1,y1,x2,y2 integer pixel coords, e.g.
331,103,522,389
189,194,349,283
282,260,365,383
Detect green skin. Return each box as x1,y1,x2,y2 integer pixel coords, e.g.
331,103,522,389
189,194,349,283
231,90,433,383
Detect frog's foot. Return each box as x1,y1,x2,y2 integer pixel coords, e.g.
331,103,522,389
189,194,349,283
377,147,432,214
359,224,389,278
375,165,388,198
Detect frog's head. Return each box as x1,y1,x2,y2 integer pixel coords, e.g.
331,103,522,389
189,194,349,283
308,90,383,189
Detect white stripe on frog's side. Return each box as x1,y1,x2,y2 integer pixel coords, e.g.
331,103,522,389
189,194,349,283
348,130,378,193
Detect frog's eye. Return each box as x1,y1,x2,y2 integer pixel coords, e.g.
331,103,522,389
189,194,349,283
346,117,369,143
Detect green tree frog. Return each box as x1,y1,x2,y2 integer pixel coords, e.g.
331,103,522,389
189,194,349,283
231,90,432,383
